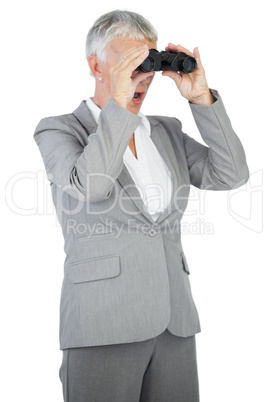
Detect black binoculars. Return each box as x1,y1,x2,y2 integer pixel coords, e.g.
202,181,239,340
137,49,197,74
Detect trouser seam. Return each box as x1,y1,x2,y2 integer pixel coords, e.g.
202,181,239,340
142,335,158,376
66,350,70,402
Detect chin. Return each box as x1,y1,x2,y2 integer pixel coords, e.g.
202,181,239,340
127,104,142,114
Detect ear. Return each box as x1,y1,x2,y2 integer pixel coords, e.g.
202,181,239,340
87,55,103,80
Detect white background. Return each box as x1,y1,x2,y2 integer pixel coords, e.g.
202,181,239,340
1,0,267,401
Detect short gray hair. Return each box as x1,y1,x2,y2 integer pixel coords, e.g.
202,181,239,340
85,10,158,62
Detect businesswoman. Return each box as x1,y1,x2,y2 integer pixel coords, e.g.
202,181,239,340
34,10,249,402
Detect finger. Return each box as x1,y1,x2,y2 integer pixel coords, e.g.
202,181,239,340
122,44,148,56
176,44,194,58
165,42,178,52
111,45,147,69
193,47,201,64
113,46,149,74
193,47,205,72
120,45,149,66
162,70,183,87
165,43,195,59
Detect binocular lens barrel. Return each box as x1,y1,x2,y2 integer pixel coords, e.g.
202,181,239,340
180,56,197,73
138,50,197,74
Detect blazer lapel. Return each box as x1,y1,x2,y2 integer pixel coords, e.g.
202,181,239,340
117,166,157,223
148,117,179,224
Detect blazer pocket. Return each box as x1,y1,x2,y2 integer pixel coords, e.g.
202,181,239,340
68,255,121,283
180,252,190,275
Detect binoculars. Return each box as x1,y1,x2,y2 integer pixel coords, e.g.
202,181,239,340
137,49,197,74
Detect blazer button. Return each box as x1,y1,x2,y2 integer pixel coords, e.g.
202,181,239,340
148,227,159,237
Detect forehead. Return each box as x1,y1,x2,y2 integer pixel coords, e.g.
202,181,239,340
107,35,157,55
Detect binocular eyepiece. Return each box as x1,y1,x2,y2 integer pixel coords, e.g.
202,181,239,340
137,49,197,74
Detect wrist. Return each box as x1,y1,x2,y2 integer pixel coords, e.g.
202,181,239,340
189,90,215,106
111,96,127,109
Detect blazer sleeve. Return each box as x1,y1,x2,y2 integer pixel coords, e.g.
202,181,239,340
181,89,249,190
34,99,141,202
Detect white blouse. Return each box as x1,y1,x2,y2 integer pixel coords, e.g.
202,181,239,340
86,98,173,221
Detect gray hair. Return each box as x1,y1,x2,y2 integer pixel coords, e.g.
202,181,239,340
85,10,158,63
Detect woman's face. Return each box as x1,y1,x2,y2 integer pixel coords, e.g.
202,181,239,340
93,36,157,114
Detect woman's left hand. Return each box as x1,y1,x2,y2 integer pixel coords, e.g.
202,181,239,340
162,43,214,105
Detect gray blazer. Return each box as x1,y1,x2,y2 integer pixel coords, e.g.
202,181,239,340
34,89,249,350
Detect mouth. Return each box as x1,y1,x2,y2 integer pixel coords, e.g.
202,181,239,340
131,91,145,105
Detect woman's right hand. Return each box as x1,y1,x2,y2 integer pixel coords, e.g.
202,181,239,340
110,44,154,108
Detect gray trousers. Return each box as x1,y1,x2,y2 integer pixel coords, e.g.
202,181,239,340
59,329,199,402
